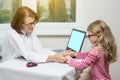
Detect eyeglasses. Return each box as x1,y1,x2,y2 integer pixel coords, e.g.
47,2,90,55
87,34,94,38
23,21,36,27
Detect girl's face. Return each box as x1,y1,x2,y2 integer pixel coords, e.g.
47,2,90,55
23,17,36,34
87,31,99,44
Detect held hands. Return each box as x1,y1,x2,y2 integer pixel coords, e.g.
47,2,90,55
62,50,77,56
54,53,66,63
54,50,77,63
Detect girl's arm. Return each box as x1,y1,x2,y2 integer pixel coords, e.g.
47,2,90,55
68,47,99,70
76,52,89,59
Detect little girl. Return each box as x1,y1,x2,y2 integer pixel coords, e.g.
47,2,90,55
65,20,117,80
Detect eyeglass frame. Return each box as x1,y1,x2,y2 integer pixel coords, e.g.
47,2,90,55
87,34,95,38
23,21,37,27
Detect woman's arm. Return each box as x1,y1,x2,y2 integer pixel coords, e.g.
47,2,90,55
7,30,50,63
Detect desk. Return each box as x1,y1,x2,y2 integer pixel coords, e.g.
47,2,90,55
0,59,77,80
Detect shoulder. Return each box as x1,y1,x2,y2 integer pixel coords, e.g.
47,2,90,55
90,46,103,56
5,29,22,40
6,29,18,36
4,29,15,39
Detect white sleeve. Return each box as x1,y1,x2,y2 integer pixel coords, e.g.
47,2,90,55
31,33,56,55
6,30,53,63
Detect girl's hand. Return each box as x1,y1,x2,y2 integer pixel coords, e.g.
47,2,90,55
65,55,72,61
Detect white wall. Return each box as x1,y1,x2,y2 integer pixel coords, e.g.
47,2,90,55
39,0,120,80
38,35,69,50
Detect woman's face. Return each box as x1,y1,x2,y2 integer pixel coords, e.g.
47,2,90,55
87,31,99,44
23,17,36,34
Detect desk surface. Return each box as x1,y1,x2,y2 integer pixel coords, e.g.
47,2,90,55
0,59,77,80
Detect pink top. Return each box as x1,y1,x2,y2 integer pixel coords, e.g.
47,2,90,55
68,46,111,80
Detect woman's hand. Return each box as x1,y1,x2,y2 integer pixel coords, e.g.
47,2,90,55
54,50,75,63
47,54,66,63
47,50,77,63
54,53,67,63
62,50,77,57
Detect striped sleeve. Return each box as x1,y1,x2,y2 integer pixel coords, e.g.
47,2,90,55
76,52,89,59
68,49,98,70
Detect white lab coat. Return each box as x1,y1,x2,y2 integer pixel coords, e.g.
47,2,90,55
1,29,56,63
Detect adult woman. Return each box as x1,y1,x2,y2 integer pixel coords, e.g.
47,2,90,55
1,6,66,63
